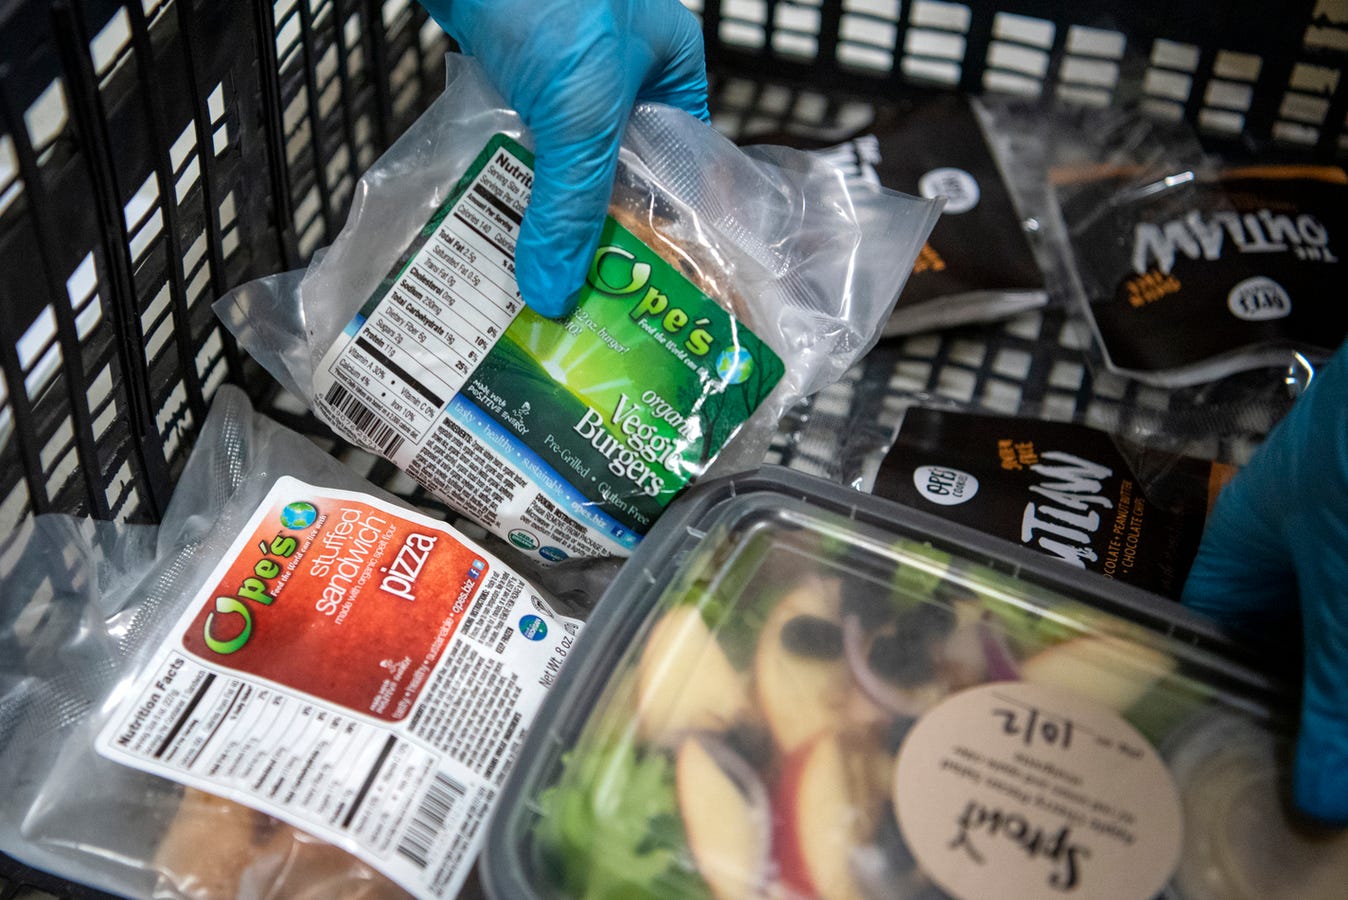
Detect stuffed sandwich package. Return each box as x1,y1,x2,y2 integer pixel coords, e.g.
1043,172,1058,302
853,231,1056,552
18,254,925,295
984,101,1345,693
218,54,942,567
0,386,583,899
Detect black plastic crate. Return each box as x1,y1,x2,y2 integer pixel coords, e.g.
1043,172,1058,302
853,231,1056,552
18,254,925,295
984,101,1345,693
0,1,1344,896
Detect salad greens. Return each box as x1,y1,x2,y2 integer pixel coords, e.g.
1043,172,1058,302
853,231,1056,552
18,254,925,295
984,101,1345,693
536,727,710,900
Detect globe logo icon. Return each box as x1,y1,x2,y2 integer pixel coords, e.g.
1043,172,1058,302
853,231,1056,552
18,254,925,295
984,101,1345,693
716,347,754,384
280,502,317,529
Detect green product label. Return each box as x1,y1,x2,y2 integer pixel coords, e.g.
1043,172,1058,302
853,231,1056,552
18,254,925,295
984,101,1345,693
467,150,784,535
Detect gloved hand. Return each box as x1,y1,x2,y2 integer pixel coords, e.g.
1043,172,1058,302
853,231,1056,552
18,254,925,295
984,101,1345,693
1183,341,1348,825
420,0,708,317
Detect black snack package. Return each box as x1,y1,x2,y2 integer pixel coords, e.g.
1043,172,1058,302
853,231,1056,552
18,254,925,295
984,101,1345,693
872,407,1236,598
761,92,1047,336
1058,165,1348,387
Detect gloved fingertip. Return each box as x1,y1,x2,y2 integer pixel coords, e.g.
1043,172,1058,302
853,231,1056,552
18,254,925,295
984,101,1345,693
1293,712,1348,826
515,251,585,319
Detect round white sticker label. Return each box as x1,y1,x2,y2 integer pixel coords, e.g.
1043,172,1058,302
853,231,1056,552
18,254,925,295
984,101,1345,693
913,465,980,506
1227,276,1291,321
919,167,981,214
894,682,1182,900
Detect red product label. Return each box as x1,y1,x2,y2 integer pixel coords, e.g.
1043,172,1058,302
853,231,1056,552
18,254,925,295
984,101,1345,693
180,495,489,721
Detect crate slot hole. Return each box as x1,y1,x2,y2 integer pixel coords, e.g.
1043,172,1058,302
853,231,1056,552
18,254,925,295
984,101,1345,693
187,257,212,302
910,0,970,33
905,28,966,61
1280,92,1331,124
903,56,962,85
382,0,411,26
720,19,765,48
1057,83,1112,107
175,156,200,204
775,2,821,33
993,13,1055,49
1150,39,1199,72
725,0,768,24
1304,19,1348,52
1142,98,1185,121
317,43,339,90
988,41,1048,78
207,83,225,124
840,42,895,71
275,9,302,62
1290,63,1340,95
840,14,896,47
24,341,60,400
25,80,68,150
1205,79,1253,111
1065,25,1125,59
18,306,56,373
773,30,818,57
1144,68,1192,102
1200,109,1246,134
844,0,899,19
0,135,20,219
91,8,131,77
40,419,74,474
1213,50,1262,81
983,69,1042,96
1060,56,1119,89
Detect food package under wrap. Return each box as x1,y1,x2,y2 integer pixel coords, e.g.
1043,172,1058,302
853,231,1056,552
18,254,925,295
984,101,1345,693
0,386,586,899
217,53,941,567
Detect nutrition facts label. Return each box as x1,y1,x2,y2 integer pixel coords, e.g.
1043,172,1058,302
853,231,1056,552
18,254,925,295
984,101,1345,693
317,140,531,455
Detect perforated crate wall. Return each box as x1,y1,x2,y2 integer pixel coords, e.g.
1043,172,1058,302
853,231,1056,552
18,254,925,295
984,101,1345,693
695,0,1348,158
0,0,452,535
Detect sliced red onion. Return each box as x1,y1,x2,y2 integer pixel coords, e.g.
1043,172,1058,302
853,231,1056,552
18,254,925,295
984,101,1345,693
841,615,930,719
978,617,1021,682
695,734,772,895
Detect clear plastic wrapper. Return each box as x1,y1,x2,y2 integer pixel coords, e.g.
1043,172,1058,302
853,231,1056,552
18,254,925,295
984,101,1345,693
0,386,579,899
747,91,1056,337
218,54,941,566
1042,105,1347,389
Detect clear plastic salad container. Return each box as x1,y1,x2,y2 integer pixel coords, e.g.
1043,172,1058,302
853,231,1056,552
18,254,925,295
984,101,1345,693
481,467,1347,900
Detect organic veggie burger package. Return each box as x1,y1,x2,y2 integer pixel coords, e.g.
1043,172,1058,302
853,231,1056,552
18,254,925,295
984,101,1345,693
219,54,941,567
0,387,581,899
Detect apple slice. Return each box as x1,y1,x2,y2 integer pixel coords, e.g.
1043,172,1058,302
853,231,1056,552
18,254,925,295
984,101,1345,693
773,734,868,900
1020,634,1176,711
676,737,769,900
635,605,749,741
754,576,851,754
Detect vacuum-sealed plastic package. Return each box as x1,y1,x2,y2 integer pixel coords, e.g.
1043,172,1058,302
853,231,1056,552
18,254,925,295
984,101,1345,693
0,386,581,899
867,407,1236,598
758,92,1051,336
218,54,942,566
1049,109,1348,388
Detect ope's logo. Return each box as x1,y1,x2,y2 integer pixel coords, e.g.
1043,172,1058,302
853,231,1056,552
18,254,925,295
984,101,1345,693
914,464,980,506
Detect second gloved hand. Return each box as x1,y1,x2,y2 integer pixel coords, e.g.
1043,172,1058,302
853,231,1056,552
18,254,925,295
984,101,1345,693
421,0,709,317
1182,341,1348,826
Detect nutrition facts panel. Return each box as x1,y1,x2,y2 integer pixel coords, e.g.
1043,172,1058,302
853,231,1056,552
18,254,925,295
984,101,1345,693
100,652,449,853
317,140,533,453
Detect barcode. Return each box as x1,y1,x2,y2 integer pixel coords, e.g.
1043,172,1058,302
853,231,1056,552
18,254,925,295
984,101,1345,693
323,383,406,456
396,772,466,869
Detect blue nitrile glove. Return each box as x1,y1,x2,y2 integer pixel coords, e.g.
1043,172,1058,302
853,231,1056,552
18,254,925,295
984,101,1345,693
1183,341,1348,825
420,0,709,317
